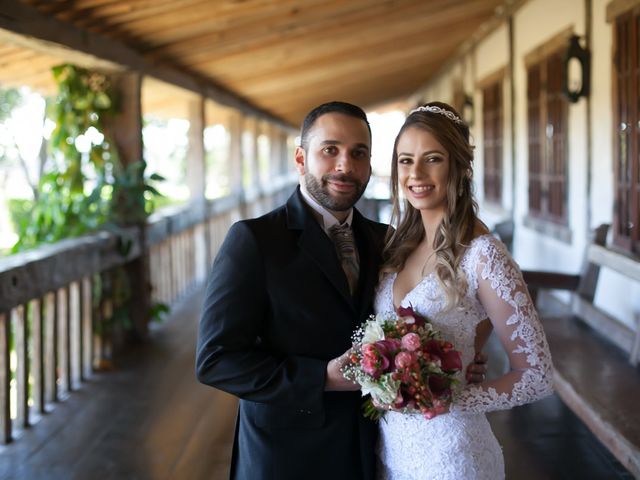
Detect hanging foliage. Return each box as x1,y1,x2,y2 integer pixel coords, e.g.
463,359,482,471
12,64,162,252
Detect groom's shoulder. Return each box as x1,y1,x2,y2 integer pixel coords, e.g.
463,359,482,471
230,203,288,238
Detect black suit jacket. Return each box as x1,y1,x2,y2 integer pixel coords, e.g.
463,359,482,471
196,188,388,480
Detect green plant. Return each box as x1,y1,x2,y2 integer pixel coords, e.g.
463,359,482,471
11,65,116,251
8,64,169,341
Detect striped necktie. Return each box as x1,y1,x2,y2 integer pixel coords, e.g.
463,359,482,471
329,223,360,295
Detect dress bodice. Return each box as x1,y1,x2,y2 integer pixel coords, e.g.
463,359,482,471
374,234,553,413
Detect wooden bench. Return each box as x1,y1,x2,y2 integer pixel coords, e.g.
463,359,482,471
520,224,640,477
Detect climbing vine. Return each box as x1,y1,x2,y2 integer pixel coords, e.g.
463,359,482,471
12,64,162,251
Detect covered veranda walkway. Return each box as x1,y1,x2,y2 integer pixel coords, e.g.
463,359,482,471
1,1,640,478
0,286,633,480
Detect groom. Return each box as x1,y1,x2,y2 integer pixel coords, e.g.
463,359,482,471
196,101,485,480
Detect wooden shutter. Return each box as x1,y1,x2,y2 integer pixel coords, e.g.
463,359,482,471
546,51,568,223
528,64,543,215
613,9,640,253
526,49,568,224
482,81,503,204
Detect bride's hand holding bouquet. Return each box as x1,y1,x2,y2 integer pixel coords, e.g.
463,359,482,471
342,306,463,420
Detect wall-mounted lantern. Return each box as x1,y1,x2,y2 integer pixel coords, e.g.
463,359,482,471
563,35,591,103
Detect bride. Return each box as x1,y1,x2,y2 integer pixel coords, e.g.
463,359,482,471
374,102,554,479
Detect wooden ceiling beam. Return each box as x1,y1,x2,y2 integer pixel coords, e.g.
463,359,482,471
273,71,429,124
208,16,479,88
144,0,421,59
242,42,457,100
134,0,366,47
67,0,210,31
153,0,496,63
0,0,294,130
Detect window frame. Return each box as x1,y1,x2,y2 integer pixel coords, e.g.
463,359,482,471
482,79,504,205
612,6,640,255
526,48,570,226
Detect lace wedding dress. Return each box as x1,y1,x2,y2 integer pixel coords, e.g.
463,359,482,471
374,235,553,480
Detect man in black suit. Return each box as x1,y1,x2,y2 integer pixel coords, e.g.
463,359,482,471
196,101,485,480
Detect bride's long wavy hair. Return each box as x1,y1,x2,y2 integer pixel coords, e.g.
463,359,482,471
382,101,484,309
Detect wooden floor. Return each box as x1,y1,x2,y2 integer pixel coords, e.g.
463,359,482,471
0,287,237,480
0,287,634,480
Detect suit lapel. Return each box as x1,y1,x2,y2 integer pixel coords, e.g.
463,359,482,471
286,189,355,308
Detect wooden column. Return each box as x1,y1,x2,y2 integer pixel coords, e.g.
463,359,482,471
104,71,150,340
279,131,292,175
228,110,244,197
187,97,206,203
248,117,261,193
187,98,207,281
266,123,278,179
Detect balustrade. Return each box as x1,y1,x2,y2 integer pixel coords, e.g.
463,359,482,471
0,184,293,444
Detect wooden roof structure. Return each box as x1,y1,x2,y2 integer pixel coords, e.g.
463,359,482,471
0,0,519,127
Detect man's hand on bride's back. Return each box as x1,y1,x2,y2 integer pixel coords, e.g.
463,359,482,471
325,350,360,391
466,352,488,384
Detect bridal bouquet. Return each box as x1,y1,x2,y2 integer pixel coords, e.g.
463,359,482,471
342,306,462,420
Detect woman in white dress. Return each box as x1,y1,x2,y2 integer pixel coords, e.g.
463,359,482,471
374,102,554,480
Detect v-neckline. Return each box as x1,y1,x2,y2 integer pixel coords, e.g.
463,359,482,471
391,271,436,311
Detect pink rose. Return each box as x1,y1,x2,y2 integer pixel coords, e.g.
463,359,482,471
394,351,415,369
401,333,421,352
361,342,391,378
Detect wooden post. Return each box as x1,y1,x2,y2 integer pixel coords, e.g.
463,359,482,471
0,311,11,443
187,96,206,203
31,298,45,415
269,124,282,178
57,287,70,395
248,117,261,193
187,97,208,284
44,291,57,404
104,71,150,340
14,305,28,428
81,277,93,380
228,110,244,197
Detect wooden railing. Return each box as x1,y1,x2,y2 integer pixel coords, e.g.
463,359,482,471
0,182,295,444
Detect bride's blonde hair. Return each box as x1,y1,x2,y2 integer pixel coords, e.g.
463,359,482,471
381,101,485,309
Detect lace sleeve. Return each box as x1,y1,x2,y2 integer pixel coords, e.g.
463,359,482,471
450,237,554,413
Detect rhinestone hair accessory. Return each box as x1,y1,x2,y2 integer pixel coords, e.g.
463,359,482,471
409,105,464,125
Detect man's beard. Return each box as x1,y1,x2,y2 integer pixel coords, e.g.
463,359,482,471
304,171,368,212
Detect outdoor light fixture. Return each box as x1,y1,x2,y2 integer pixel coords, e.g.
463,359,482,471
563,34,591,103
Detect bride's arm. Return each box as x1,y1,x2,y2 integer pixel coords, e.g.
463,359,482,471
450,237,554,414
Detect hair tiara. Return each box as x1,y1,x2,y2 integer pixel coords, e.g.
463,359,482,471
409,105,464,125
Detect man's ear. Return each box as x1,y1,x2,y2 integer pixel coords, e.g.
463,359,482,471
294,146,306,175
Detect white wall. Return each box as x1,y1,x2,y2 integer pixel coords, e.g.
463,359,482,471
475,24,512,228
512,0,587,272
406,0,640,330
590,0,614,228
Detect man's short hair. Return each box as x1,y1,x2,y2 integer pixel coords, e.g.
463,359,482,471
299,101,371,150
